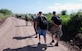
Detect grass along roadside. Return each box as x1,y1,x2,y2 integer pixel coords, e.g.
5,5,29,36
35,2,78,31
0,14,9,25
0,17,7,25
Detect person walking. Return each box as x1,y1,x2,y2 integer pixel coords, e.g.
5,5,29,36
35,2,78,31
25,14,29,26
35,11,48,46
50,11,63,46
31,14,38,38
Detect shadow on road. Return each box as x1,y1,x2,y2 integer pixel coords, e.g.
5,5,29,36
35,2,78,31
15,24,32,27
15,25,32,27
13,36,28,40
15,25,27,27
3,43,54,51
13,34,36,40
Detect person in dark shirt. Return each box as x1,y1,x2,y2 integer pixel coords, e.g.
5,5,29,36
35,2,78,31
35,11,47,50
25,15,29,26
50,11,63,46
32,14,38,38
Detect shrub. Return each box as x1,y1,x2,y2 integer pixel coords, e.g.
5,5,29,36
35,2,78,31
62,12,82,41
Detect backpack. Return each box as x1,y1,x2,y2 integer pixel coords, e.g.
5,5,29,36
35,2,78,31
39,17,48,29
53,16,62,25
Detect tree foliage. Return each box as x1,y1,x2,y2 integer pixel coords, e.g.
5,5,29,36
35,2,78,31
62,11,82,41
61,10,67,15
0,9,12,19
0,9,12,15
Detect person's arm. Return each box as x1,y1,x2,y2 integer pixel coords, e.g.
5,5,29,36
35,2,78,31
45,16,48,30
35,22,38,29
52,20,58,27
52,20,62,29
51,17,61,27
35,17,39,32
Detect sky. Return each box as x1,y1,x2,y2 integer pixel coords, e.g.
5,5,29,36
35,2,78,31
0,0,82,14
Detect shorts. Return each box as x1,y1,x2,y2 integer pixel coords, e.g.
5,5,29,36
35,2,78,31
50,26,63,37
37,27,46,37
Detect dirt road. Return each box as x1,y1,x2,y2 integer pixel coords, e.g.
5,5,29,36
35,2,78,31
0,17,69,51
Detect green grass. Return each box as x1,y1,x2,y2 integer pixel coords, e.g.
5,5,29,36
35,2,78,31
46,14,53,22
0,13,12,20
81,28,82,31
60,15,70,23
0,13,4,19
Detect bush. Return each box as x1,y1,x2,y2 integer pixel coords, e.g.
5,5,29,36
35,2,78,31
62,12,82,41
0,9,12,19
0,9,12,15
0,13,4,19
61,10,67,15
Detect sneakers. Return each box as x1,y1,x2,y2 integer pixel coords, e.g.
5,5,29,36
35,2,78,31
52,40,54,43
34,33,37,38
44,44,47,50
43,44,47,50
50,40,59,46
50,40,54,45
55,42,58,46
35,36,37,38
44,46,47,50
35,33,37,38
38,42,41,45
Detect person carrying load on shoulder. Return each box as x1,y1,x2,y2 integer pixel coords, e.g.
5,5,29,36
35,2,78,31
35,11,48,48
50,11,63,46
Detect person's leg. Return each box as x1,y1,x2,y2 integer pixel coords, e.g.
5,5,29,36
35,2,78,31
34,22,37,38
44,36,46,44
55,29,63,46
50,33,54,45
39,34,41,43
57,35,60,43
35,32,37,38
26,21,27,26
42,30,46,44
26,21,28,26
55,30,61,46
44,35,47,50
51,34,54,43
55,35,60,46
42,30,47,50
50,26,56,44
38,27,41,44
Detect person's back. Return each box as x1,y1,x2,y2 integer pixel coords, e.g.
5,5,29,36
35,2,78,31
37,16,48,30
32,14,38,38
50,11,63,46
52,15,62,26
25,15,29,26
35,11,47,50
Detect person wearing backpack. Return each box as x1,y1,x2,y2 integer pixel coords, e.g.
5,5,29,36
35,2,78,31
31,14,38,38
50,11,63,46
25,14,29,26
35,11,48,47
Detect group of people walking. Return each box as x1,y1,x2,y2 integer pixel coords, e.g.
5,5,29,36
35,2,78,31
23,11,63,50
31,11,63,47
